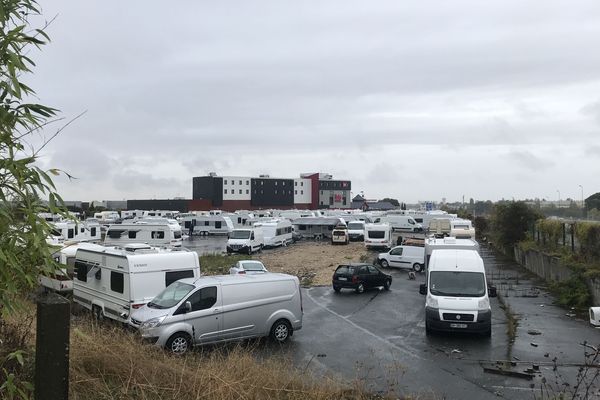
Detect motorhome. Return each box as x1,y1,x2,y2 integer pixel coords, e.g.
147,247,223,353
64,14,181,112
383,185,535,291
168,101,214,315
346,220,366,241
424,237,479,271
131,273,303,353
419,249,496,336
73,245,201,323
258,219,293,248
376,215,422,232
292,217,346,239
377,245,425,272
450,219,476,239
121,210,144,220
104,221,182,248
227,227,265,254
364,223,393,249
180,215,234,236
93,211,120,224
50,220,101,243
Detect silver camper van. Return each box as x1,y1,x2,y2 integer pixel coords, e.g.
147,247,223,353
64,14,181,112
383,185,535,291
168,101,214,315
131,273,303,353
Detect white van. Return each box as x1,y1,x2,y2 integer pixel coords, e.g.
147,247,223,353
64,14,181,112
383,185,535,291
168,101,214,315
227,228,265,254
450,219,476,239
419,249,496,336
364,223,393,249
258,219,293,248
424,237,479,271
104,221,182,248
377,215,422,233
131,273,303,353
73,245,200,323
377,245,425,272
93,211,120,224
347,221,366,241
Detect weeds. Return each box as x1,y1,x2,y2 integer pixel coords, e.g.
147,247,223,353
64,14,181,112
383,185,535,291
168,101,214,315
496,294,519,358
200,253,251,275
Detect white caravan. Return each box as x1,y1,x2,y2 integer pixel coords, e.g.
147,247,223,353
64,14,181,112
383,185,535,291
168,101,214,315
227,227,265,254
258,219,293,247
50,220,101,243
181,215,234,236
104,221,182,248
38,242,106,293
93,211,120,224
419,249,496,336
424,237,479,271
143,210,180,218
121,210,144,220
450,219,476,239
73,245,201,323
131,273,303,353
377,245,425,272
428,217,454,236
376,215,422,232
364,223,393,249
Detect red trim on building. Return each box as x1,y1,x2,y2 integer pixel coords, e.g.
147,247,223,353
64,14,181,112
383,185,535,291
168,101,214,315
188,199,213,211
305,173,320,209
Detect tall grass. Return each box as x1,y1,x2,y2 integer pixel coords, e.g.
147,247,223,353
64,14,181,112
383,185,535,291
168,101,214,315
199,253,251,275
70,319,369,400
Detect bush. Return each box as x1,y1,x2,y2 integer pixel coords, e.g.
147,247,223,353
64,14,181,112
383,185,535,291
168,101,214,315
574,222,600,263
536,219,564,250
490,202,543,253
548,273,592,310
199,253,253,275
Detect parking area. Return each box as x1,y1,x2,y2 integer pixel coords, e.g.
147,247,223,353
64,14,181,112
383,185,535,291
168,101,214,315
183,235,600,398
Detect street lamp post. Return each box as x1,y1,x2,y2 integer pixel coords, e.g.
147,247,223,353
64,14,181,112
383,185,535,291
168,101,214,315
579,184,584,217
557,190,560,207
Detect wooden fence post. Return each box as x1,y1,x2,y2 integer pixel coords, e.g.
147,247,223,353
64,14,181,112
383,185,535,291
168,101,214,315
34,293,70,400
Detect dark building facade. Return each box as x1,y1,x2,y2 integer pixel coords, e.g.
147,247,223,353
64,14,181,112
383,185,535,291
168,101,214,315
250,178,294,207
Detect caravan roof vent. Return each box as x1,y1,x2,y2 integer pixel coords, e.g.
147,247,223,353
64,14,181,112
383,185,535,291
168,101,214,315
443,237,457,244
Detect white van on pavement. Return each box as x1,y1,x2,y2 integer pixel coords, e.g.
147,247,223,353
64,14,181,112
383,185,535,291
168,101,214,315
347,221,365,241
424,237,479,271
376,215,423,233
131,273,303,353
377,245,425,272
73,245,200,323
419,249,496,336
227,228,264,254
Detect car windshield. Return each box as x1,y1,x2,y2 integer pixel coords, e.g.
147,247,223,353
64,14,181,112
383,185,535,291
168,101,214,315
230,230,251,239
147,281,195,309
429,271,486,297
348,223,363,230
241,261,265,271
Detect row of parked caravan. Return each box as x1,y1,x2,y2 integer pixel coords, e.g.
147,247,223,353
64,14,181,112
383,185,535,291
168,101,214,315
43,241,303,354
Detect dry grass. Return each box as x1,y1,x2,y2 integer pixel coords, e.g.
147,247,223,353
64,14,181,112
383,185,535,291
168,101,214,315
69,318,372,400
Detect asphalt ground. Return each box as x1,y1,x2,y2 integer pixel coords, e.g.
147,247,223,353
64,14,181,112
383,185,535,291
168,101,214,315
182,235,600,398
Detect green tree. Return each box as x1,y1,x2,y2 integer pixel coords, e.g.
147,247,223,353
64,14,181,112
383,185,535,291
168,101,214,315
381,198,400,207
490,202,542,253
585,193,600,212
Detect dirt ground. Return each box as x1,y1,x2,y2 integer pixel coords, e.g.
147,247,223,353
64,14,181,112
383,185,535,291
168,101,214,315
254,241,378,286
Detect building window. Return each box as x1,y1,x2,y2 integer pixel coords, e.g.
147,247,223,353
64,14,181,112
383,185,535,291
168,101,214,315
295,190,297,195
301,182,303,186
343,197,347,205
275,190,278,194
224,189,227,194
261,181,264,185
301,190,303,195
329,196,334,205
289,190,292,195
295,182,297,186
254,190,257,194
320,191,323,195
239,190,242,194
275,181,278,186
246,180,249,185
224,180,227,185
246,190,249,194
282,181,285,186
261,190,264,194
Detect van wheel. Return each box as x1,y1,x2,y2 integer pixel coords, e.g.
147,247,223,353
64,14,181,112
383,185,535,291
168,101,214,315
413,263,424,273
92,305,104,322
425,321,433,335
355,283,365,294
270,319,291,343
383,279,391,290
166,332,192,354
380,259,389,268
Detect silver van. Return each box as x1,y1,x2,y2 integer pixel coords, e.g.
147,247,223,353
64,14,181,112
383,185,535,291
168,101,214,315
130,273,303,353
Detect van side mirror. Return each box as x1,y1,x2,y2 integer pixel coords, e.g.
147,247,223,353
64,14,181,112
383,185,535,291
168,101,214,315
488,285,497,298
419,284,427,295
185,301,192,312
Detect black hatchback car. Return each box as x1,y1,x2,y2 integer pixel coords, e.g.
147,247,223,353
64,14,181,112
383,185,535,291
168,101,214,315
332,263,392,293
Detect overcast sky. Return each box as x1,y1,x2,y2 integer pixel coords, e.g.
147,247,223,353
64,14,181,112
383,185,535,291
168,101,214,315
26,1,600,203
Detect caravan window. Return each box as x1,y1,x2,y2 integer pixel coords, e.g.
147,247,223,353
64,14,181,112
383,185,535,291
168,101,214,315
107,230,125,239
204,221,209,226
75,261,88,282
187,286,217,311
215,221,222,229
174,231,182,239
184,221,190,228
368,230,385,239
111,271,124,294
151,231,165,239
90,227,97,236
165,270,195,287
128,231,137,239
67,229,74,239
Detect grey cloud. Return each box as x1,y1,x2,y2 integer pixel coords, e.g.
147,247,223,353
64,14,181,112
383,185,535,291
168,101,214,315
581,100,600,125
505,150,554,171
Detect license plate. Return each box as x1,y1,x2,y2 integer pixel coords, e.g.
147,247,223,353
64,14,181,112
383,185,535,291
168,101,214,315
338,277,347,281
450,323,467,329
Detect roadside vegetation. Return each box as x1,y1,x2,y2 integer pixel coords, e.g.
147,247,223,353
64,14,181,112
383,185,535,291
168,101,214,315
200,253,252,275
